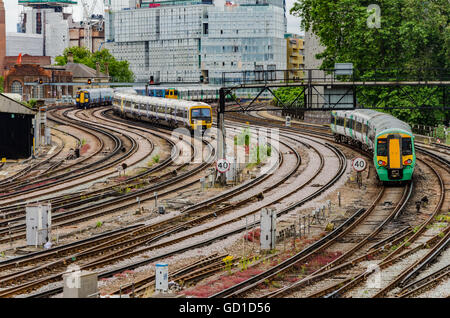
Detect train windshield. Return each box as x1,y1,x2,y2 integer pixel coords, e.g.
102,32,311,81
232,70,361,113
402,137,413,155
377,139,388,156
191,108,211,122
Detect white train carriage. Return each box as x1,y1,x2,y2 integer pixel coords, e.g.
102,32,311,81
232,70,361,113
112,92,213,131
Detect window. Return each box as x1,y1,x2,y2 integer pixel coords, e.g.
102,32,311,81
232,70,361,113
191,108,211,122
362,124,368,135
402,138,413,155
377,139,388,156
11,81,23,95
369,128,375,142
356,121,362,132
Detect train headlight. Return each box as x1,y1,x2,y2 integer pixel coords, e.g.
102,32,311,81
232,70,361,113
404,159,412,165
378,160,386,166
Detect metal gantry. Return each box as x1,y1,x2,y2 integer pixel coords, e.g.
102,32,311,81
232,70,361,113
218,68,450,113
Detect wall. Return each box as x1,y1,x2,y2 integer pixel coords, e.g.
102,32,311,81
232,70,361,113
0,0,6,75
6,33,44,56
0,112,33,158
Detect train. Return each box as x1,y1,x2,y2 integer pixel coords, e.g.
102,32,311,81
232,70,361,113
134,86,222,102
330,109,415,183
112,92,213,132
75,88,115,109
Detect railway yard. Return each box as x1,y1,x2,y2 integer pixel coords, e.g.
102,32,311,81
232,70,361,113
0,103,448,300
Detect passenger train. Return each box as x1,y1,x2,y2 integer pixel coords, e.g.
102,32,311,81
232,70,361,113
330,109,415,183
133,86,222,102
75,88,114,109
112,92,213,132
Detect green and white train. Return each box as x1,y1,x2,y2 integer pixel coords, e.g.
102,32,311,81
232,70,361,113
331,109,415,182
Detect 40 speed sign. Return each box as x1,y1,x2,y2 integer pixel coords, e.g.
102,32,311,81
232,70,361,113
352,157,367,172
216,158,231,173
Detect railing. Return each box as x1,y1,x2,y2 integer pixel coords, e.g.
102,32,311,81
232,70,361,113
222,68,450,86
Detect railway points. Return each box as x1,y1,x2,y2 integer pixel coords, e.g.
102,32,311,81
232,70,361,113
0,88,447,301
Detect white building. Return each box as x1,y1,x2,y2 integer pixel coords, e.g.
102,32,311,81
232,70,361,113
105,0,287,83
6,32,44,56
18,4,73,63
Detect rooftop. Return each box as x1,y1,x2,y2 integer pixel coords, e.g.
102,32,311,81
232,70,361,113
64,62,108,79
18,0,77,7
0,94,36,116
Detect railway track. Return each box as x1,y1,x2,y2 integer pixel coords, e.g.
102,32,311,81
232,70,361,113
200,107,448,298
1,112,350,298
2,103,446,299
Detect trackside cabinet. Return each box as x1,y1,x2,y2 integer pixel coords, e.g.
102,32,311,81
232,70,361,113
26,203,51,246
260,208,277,251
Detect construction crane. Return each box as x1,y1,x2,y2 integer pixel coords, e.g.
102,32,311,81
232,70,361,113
80,0,103,53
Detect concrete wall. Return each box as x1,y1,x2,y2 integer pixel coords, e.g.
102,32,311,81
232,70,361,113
6,33,44,56
304,30,324,69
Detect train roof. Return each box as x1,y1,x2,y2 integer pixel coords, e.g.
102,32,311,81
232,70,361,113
333,109,412,134
114,92,211,108
77,88,114,93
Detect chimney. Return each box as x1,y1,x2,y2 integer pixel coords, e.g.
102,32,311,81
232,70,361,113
67,51,74,63
0,0,6,75
96,62,101,76
104,62,109,77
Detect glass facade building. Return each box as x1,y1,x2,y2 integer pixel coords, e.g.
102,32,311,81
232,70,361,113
105,0,287,83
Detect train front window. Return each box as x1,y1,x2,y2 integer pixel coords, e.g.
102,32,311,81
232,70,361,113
191,108,211,122
402,138,412,155
377,139,387,156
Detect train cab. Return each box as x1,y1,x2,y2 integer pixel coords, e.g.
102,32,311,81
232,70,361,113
375,132,415,181
165,89,179,99
190,106,212,131
76,90,89,108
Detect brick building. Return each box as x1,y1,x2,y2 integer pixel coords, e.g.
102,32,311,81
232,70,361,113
0,0,6,74
4,55,51,70
3,64,73,100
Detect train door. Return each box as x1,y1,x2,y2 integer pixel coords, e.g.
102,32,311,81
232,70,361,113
387,135,402,169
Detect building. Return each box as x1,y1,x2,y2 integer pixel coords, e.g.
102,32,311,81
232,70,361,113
3,63,73,100
3,55,51,70
0,93,36,159
0,1,54,76
304,30,324,70
64,52,110,92
6,32,44,57
0,0,6,74
17,0,76,63
105,0,287,83
285,33,304,80
69,20,105,53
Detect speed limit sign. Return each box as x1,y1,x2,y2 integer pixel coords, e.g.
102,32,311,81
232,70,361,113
352,157,367,172
216,159,231,174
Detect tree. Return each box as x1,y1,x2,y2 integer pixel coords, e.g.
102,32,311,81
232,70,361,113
272,87,305,108
291,0,450,126
0,76,4,93
55,47,134,83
